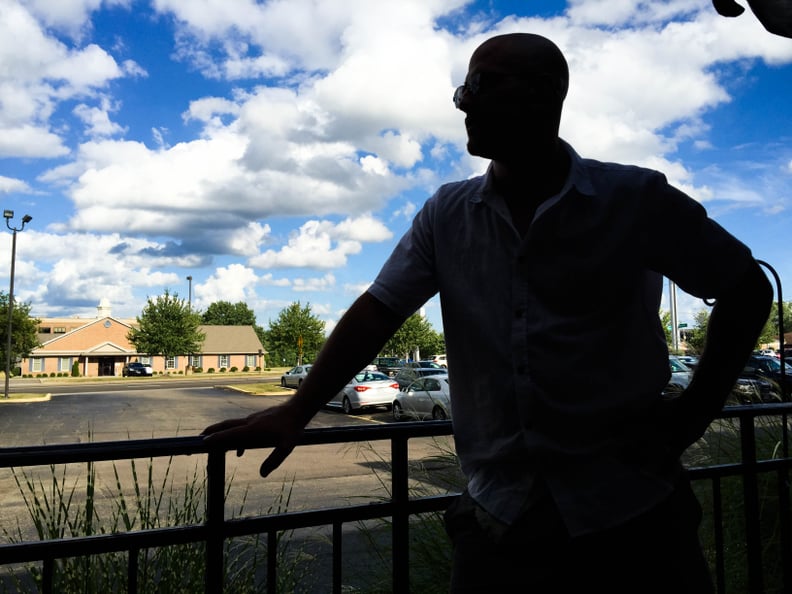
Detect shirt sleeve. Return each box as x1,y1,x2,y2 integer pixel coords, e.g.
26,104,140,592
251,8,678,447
367,195,440,318
642,173,754,299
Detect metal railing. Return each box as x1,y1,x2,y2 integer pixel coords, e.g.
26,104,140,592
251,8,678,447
0,406,791,594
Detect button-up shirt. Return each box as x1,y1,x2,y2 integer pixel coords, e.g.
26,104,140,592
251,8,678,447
368,141,753,536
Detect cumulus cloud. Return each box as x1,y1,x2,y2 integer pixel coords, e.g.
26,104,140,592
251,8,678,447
249,215,391,269
1,0,791,331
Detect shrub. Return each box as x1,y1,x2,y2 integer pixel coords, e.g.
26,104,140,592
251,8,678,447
242,366,250,372
207,368,215,374
3,457,309,592
230,366,238,373
71,362,80,377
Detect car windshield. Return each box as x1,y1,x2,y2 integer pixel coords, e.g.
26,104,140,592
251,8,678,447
669,358,690,373
762,358,792,373
354,371,390,382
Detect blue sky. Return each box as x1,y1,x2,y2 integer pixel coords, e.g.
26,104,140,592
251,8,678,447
0,0,790,337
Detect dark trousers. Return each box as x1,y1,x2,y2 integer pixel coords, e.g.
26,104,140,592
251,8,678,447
444,479,714,594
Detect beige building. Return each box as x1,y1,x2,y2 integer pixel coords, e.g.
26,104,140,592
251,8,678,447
23,301,266,377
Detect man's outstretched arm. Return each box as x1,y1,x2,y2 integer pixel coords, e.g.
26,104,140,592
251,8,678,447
201,291,408,476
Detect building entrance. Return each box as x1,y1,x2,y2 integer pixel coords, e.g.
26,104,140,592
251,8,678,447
97,357,116,376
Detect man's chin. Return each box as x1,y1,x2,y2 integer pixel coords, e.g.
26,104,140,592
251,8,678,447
466,139,494,159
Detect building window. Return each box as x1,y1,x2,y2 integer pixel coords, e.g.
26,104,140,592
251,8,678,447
165,356,176,370
218,355,229,369
58,358,71,372
245,354,257,368
31,358,43,372
140,356,151,364
53,327,66,334
190,355,200,368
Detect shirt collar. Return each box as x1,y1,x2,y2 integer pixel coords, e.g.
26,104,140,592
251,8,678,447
476,138,595,206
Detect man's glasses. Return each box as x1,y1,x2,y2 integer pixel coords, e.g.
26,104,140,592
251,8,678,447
452,71,566,109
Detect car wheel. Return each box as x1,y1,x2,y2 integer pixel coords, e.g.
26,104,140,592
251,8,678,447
432,406,447,421
280,378,286,387
342,397,354,415
392,402,404,421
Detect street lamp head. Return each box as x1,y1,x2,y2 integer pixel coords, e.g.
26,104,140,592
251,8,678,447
3,210,12,219
21,214,32,224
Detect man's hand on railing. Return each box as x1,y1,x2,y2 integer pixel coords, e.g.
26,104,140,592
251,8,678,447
201,402,306,477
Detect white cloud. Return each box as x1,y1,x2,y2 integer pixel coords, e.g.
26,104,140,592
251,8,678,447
292,273,336,292
194,263,259,309
249,215,390,269
1,0,791,332
0,175,32,194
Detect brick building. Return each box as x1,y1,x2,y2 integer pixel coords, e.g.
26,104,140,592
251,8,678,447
22,300,266,377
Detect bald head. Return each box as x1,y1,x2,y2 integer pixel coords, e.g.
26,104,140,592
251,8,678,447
471,33,569,101
458,33,569,165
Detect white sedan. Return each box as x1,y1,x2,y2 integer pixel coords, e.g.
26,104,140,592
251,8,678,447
328,371,400,414
392,374,452,421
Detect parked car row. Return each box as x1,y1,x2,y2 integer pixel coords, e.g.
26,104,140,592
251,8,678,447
315,366,453,422
285,350,788,423
666,354,789,405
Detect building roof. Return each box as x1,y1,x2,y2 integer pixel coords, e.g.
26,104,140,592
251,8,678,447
30,317,266,357
199,325,265,354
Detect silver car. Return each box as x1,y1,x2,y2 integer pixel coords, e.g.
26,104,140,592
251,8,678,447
664,356,693,396
392,374,452,421
328,370,400,414
280,364,312,389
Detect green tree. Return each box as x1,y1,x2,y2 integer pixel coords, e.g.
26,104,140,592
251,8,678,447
201,301,256,325
202,300,267,347
128,290,205,360
685,309,711,355
382,313,441,360
660,310,673,347
758,300,792,346
0,292,41,376
265,302,325,366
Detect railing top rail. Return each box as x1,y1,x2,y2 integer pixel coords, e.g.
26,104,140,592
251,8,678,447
0,402,789,469
0,420,454,468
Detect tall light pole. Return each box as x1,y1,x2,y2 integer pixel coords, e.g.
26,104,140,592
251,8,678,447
669,279,679,352
186,275,193,310
4,210,32,399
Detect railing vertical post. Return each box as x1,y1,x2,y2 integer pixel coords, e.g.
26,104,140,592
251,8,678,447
739,415,763,593
332,521,343,594
205,448,226,594
391,434,409,594
128,547,139,593
712,479,725,594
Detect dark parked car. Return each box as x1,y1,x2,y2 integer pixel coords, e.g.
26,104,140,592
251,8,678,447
122,362,153,377
372,357,407,376
394,365,448,390
742,355,792,398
